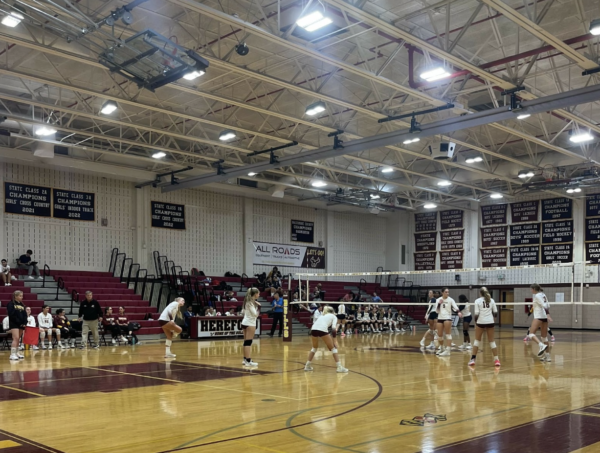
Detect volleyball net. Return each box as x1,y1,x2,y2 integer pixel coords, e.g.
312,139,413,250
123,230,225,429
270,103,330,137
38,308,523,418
293,261,600,306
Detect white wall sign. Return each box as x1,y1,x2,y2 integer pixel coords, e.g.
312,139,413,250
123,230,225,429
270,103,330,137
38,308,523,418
252,241,326,268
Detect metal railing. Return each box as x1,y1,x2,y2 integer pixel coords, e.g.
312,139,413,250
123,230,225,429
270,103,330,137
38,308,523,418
55,277,65,301
42,264,51,288
69,290,79,315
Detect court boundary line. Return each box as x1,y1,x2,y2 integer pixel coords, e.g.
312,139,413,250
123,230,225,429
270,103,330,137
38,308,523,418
0,429,64,453
160,368,383,452
0,383,45,397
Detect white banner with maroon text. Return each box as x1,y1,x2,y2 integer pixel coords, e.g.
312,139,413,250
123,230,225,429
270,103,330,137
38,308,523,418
252,241,326,268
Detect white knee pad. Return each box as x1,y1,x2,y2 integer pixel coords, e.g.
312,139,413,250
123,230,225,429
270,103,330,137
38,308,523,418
541,337,548,343
40,331,46,339
331,348,338,354
528,333,536,339
473,340,480,347
311,348,318,353
489,342,497,349
445,334,452,340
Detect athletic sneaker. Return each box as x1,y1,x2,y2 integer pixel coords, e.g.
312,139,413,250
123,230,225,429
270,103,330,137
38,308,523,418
165,352,176,358
112,339,117,345
551,335,556,342
9,354,19,361
93,344,100,349
494,359,501,367
545,355,552,362
304,365,314,371
48,345,52,350
458,344,467,351
537,344,548,356
420,339,426,347
41,345,47,350
438,350,451,357
17,353,24,359
468,358,476,366
244,360,258,367
426,344,436,350
336,366,348,373
18,345,24,351
32,345,39,350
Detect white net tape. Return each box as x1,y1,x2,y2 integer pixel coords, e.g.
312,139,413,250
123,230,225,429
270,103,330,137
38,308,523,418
290,261,600,306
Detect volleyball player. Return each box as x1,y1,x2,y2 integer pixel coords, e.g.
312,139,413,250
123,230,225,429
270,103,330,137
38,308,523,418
337,302,346,337
420,290,438,350
159,297,185,358
304,306,348,373
241,288,260,367
435,288,462,357
7,290,26,361
527,284,550,360
468,287,500,367
458,295,472,351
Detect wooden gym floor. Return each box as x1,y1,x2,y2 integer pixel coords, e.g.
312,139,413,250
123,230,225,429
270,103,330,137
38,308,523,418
1,328,600,453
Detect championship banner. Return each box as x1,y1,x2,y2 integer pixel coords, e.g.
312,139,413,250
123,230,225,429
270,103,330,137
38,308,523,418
252,241,326,269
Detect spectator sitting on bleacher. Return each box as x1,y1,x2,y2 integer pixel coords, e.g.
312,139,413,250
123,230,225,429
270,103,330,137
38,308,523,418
2,314,8,332
116,307,138,344
17,250,41,279
372,292,383,303
224,291,238,302
312,287,322,301
1,259,16,286
266,267,282,287
205,307,217,316
342,292,353,303
55,309,76,348
184,305,195,329
103,307,121,345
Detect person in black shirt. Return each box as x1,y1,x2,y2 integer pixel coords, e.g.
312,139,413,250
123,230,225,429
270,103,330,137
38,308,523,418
17,249,40,279
78,291,102,349
7,290,27,361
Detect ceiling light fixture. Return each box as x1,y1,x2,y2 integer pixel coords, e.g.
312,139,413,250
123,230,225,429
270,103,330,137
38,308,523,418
569,131,593,143
402,137,421,144
305,101,326,116
370,194,380,199
465,156,483,164
566,187,582,194
424,202,437,209
1,11,24,28
518,170,535,179
35,126,56,136
591,18,600,36
248,172,257,176
420,67,451,82
381,167,394,173
219,130,236,141
517,113,531,120
437,180,452,187
311,180,327,188
100,100,118,115
296,11,332,32
182,69,205,80
152,151,166,159
490,193,503,199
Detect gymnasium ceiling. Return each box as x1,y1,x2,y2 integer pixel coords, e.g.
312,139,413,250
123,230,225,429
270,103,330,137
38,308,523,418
0,0,599,213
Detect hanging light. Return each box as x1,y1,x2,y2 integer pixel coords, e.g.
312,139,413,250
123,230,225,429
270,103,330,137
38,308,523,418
311,180,327,188
100,100,118,115
424,202,437,209
219,130,236,141
35,126,56,136
152,151,166,159
381,167,394,173
590,19,600,35
305,101,326,116
569,130,593,143
465,156,483,164
182,69,205,81
1,11,24,28
370,194,380,199
517,113,531,120
490,193,503,199
518,170,535,178
566,187,582,194
437,180,452,187
248,172,257,176
420,67,451,82
402,137,421,144
296,11,332,32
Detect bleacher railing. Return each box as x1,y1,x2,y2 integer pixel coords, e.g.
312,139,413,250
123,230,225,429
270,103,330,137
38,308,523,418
42,264,51,288
70,290,79,315
55,277,65,301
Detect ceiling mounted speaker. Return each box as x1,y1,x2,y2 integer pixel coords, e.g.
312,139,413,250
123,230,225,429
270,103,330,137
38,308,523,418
236,42,249,56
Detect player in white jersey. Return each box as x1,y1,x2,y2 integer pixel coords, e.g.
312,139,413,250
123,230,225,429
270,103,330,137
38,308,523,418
458,294,472,351
468,287,500,367
420,290,438,350
241,288,261,367
304,306,348,373
527,284,550,360
435,288,462,357
337,303,347,336
159,297,185,358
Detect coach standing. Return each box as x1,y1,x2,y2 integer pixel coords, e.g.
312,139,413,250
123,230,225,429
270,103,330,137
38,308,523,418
78,291,102,349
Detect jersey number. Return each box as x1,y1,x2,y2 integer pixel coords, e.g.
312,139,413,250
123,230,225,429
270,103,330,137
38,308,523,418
483,301,490,308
